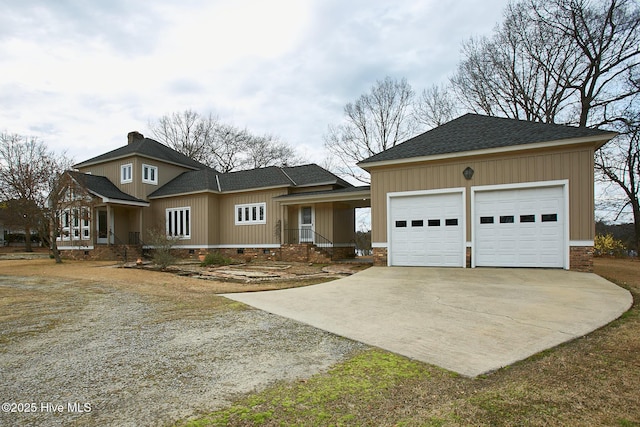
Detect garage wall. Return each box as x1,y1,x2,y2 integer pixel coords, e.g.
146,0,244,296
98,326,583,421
369,144,596,245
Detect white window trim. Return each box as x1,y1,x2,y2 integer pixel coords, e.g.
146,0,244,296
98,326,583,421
166,207,191,239
58,207,91,242
235,202,266,225
142,164,158,185
121,163,133,184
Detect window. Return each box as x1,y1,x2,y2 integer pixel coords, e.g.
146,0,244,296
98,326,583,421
428,219,441,227
166,207,191,238
500,215,515,224
520,215,535,223
541,213,558,222
411,220,424,227
142,164,158,185
235,203,266,224
121,164,132,183
480,216,494,224
58,207,90,241
395,220,407,228
445,218,458,226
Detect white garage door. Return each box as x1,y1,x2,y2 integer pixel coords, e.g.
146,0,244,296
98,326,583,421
389,192,464,267
474,186,565,268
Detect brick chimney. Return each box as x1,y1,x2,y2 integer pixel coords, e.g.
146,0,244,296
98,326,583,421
127,131,144,144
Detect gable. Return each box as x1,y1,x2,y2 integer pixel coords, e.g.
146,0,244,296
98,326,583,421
73,133,208,171
68,171,149,206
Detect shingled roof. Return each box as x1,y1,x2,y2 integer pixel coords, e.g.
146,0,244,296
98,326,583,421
148,164,352,198
73,132,207,170
68,171,148,206
359,114,617,166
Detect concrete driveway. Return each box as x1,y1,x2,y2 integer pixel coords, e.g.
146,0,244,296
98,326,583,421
224,267,632,377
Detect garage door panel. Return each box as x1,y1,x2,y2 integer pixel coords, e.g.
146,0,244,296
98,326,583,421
474,186,564,268
390,193,463,267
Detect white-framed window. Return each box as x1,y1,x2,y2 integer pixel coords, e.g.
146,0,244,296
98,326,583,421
235,202,266,225
142,164,158,185
58,207,91,241
121,163,133,183
166,207,191,238
81,208,91,240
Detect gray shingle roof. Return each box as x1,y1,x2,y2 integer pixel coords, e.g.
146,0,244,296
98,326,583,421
359,113,616,165
74,135,208,170
282,164,353,188
68,171,148,205
148,164,352,198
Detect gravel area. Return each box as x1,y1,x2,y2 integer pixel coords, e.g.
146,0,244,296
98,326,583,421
0,275,366,427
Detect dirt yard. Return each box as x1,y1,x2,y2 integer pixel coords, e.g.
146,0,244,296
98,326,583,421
0,259,367,427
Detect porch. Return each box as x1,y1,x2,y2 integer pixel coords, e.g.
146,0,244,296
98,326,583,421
276,186,371,261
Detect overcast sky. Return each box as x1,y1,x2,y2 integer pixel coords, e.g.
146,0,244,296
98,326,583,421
1,0,510,165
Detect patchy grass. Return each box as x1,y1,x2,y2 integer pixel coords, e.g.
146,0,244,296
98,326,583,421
178,257,640,426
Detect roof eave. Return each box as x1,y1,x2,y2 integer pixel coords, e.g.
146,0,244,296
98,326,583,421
86,189,150,207
148,184,291,199
358,133,617,170
276,189,371,205
74,153,202,171
148,189,219,199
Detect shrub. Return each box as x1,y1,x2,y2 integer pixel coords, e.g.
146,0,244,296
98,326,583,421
201,251,232,267
147,228,179,269
594,233,627,257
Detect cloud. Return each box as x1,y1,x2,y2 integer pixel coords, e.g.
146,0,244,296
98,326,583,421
0,0,510,166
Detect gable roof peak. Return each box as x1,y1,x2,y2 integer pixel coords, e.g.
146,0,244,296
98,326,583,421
73,133,209,171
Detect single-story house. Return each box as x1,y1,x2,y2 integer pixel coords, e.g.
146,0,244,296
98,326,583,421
60,113,614,271
358,113,616,271
58,131,370,262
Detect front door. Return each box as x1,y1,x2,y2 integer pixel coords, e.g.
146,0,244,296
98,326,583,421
299,206,314,243
97,208,109,244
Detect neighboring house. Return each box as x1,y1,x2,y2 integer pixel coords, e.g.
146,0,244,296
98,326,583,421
58,131,370,261
358,113,617,272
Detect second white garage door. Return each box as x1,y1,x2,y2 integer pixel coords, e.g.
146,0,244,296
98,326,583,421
389,192,464,267
474,186,565,268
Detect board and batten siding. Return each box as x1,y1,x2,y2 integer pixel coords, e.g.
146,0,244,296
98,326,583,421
218,188,288,245
369,145,596,245
333,203,356,244
146,193,212,246
78,158,193,200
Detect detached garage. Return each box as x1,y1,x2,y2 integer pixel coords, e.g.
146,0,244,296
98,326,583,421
359,114,617,272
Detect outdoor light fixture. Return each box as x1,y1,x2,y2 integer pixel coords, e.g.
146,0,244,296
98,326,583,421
463,166,474,180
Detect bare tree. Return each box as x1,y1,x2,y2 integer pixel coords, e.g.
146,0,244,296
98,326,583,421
413,83,459,129
242,133,302,169
209,123,252,173
149,109,303,172
0,133,69,252
324,76,418,183
148,110,218,165
451,1,580,123
451,0,639,128
595,107,640,255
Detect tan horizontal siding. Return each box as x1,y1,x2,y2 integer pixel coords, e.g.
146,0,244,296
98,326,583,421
370,145,596,244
